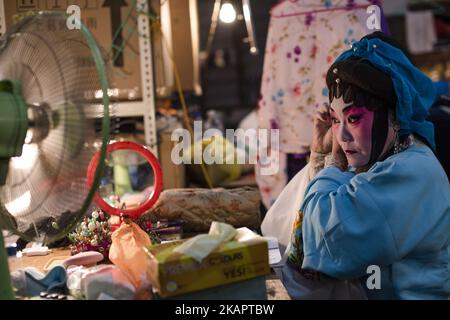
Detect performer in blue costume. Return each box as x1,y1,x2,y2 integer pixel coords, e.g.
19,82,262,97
285,32,450,299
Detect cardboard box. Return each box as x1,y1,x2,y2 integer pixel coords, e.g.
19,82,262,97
158,131,185,189
145,227,270,298
2,0,143,100
1,0,202,99
166,0,201,95
150,0,201,96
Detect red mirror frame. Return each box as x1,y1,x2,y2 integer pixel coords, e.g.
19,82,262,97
86,141,163,219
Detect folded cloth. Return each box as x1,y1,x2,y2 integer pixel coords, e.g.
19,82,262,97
66,265,135,300
11,266,67,297
83,266,135,300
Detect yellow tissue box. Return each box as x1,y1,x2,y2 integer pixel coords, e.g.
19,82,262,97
145,228,270,298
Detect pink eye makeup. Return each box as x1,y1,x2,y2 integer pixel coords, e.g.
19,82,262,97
343,106,369,125
347,114,363,124
330,105,370,126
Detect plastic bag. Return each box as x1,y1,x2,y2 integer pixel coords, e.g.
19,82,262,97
109,221,152,299
186,135,242,186
261,163,311,257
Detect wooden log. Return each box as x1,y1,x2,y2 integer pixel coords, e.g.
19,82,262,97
147,187,261,232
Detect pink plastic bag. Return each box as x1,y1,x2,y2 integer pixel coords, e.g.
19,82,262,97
109,221,153,299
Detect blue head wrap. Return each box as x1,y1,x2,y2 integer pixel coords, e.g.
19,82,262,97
335,37,436,150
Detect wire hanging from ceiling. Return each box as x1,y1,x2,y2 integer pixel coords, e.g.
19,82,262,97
202,0,222,64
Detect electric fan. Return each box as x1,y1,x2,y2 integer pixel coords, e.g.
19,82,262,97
0,12,111,299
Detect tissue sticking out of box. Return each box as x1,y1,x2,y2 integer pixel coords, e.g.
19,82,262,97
145,223,270,297
173,222,236,262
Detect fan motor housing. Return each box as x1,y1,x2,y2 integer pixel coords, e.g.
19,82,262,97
0,80,28,184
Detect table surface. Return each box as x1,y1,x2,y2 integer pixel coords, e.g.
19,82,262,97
8,248,72,273
8,248,291,300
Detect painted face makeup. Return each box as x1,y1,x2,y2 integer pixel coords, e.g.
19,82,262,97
330,98,374,168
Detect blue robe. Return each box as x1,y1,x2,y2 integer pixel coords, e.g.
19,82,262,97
300,143,450,299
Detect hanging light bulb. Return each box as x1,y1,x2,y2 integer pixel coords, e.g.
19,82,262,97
219,2,237,24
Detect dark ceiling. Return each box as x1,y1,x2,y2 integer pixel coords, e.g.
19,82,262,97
197,0,279,127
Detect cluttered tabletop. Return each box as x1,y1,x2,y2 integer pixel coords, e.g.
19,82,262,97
2,136,290,300
0,123,291,300
7,245,290,300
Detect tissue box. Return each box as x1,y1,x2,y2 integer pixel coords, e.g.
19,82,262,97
145,228,270,298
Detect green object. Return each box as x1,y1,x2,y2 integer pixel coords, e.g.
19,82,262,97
0,160,10,188
0,80,28,185
0,231,14,300
111,151,134,198
114,163,133,198
0,78,28,301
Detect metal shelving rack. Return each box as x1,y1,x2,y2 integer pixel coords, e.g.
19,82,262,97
0,0,158,156
136,0,158,156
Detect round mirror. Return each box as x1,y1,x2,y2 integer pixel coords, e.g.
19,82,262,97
86,141,163,219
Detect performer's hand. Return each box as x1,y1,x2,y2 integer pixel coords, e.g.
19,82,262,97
331,135,348,171
311,103,333,154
